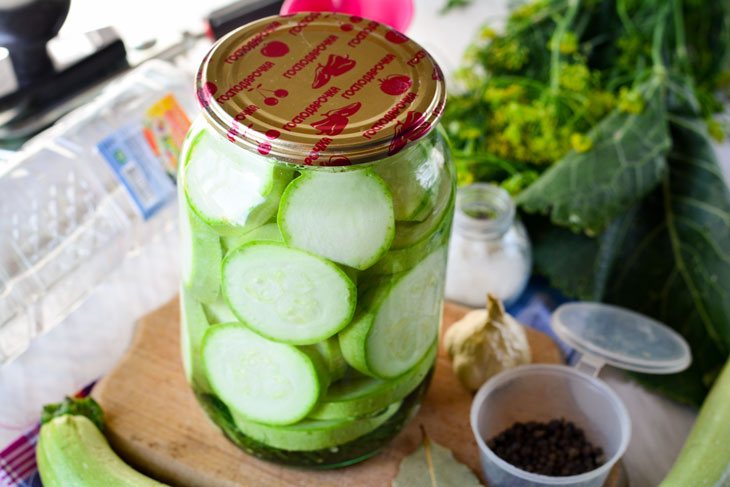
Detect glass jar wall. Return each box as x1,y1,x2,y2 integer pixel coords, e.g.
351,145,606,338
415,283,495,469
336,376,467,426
179,123,454,468
179,12,451,468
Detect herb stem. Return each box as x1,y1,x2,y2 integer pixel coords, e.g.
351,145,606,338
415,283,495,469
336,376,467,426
453,152,522,175
651,3,671,70
616,0,637,35
672,0,690,74
549,0,581,93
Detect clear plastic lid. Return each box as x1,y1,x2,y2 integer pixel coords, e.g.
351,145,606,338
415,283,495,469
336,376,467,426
551,302,691,376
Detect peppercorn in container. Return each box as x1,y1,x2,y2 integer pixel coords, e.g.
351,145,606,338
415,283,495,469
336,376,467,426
471,302,692,487
178,13,452,468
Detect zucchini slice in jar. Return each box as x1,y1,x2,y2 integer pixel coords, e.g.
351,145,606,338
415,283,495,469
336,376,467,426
364,206,452,277
180,287,212,393
277,169,395,270
221,222,283,254
389,161,454,250
203,296,238,325
178,165,221,304
313,336,348,383
183,129,290,236
231,401,401,451
202,323,329,425
339,247,446,379
373,140,440,223
222,242,356,345
309,341,436,420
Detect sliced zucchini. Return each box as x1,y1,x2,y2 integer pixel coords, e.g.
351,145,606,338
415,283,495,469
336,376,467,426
309,341,436,420
390,161,454,250
222,242,356,345
184,129,290,236
231,401,400,451
221,222,283,254
364,207,452,277
202,322,328,425
202,296,238,325
178,170,221,304
278,169,395,270
339,248,446,379
313,337,348,383
374,140,439,222
180,287,212,392
338,264,360,287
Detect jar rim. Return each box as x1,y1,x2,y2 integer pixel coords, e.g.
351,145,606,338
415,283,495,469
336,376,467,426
453,183,515,239
189,115,441,173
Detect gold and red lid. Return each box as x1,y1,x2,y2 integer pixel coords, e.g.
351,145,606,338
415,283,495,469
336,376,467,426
196,12,446,166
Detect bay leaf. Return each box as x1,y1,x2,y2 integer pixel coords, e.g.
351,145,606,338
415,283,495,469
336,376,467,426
392,429,484,487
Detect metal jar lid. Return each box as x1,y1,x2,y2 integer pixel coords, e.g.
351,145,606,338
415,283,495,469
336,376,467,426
195,12,446,166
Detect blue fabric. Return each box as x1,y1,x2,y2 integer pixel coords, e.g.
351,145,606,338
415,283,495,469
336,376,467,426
506,276,577,363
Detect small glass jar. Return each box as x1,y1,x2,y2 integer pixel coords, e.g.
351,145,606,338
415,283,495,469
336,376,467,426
445,183,531,308
178,13,452,469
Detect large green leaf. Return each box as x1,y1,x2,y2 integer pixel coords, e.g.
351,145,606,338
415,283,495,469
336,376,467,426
525,116,730,406
525,211,621,301
616,116,730,349
609,116,730,404
517,77,671,235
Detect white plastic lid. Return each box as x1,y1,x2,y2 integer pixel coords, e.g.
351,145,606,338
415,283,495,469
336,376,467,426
552,302,691,375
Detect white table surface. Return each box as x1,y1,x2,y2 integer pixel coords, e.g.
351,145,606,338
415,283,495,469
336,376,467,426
3,1,728,486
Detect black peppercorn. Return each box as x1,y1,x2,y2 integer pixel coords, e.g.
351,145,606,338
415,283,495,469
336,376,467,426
486,418,605,476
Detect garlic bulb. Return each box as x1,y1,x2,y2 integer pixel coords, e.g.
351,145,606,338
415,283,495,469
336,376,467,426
444,293,531,391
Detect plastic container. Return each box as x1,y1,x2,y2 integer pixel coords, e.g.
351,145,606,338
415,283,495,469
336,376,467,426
0,60,195,365
179,13,451,468
472,365,630,487
445,183,531,307
471,302,692,486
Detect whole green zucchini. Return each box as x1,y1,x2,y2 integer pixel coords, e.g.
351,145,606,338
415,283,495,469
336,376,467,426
660,359,730,487
36,397,169,487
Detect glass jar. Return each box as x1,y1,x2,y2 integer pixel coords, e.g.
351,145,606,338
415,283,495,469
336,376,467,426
178,13,453,468
444,183,531,308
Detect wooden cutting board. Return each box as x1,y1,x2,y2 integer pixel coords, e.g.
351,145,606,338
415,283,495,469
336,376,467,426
93,298,621,486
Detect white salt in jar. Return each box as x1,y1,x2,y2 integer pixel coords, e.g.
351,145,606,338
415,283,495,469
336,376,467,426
445,183,531,307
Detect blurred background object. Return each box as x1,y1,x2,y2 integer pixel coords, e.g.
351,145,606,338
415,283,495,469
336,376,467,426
206,0,284,40
0,0,289,146
0,61,195,366
0,0,128,146
445,184,532,308
280,0,414,32
0,0,298,366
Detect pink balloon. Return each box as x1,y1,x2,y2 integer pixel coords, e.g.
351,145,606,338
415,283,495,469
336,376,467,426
280,0,414,33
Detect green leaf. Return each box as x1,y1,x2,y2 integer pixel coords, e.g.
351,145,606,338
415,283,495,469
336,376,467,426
607,116,730,405
524,212,608,300
517,76,671,235
41,397,105,431
603,193,725,406
526,115,730,406
440,0,471,14
392,428,484,487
